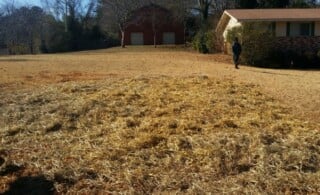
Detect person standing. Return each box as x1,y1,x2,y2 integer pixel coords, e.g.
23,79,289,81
232,37,242,69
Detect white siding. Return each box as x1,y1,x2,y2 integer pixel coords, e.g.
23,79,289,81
223,18,242,41
315,21,320,36
276,22,287,37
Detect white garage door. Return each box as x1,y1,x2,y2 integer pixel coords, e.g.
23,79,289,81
131,33,144,45
163,32,175,44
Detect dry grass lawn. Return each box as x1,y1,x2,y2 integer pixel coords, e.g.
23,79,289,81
0,46,319,122
0,46,319,193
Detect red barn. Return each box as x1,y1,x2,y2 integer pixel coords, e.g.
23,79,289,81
123,4,185,46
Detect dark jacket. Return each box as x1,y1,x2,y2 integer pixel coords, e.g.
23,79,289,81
232,42,242,56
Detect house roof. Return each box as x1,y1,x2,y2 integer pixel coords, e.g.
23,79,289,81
225,9,320,22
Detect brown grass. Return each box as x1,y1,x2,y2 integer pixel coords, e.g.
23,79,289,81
0,46,319,122
0,46,319,193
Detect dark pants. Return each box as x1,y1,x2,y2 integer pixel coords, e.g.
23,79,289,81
233,54,240,68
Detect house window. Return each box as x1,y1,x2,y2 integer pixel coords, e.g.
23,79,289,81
286,22,315,37
268,22,276,36
300,23,311,36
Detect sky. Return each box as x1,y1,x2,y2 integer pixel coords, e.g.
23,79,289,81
15,0,42,6
12,0,41,7
10,0,320,9
14,0,91,8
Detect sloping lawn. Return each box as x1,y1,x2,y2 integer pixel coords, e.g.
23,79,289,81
0,47,319,193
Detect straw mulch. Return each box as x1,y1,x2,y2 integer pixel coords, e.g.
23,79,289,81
0,76,319,194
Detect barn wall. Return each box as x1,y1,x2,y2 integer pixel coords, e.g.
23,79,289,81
123,5,184,46
125,22,184,45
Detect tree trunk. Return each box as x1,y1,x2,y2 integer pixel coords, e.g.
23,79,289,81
29,37,34,54
153,31,157,48
30,43,34,54
64,2,68,32
121,30,125,48
183,23,187,47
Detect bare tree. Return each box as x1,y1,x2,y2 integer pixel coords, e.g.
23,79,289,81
197,0,213,22
151,6,168,47
212,0,236,12
0,0,16,15
81,0,98,29
42,0,78,32
164,0,195,45
134,0,186,47
0,5,47,54
101,0,144,48
41,0,97,32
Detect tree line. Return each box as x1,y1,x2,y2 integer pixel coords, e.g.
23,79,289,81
0,0,319,54
0,0,113,54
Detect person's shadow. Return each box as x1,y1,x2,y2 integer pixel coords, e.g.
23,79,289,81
3,176,55,195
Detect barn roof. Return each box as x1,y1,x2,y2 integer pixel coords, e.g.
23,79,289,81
225,9,320,22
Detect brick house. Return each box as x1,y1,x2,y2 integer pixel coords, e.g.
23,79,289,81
216,9,320,54
123,4,184,46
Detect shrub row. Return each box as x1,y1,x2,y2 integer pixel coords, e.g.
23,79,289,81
226,23,320,69
192,28,223,54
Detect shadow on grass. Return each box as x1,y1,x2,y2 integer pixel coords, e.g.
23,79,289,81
244,69,298,76
262,67,320,71
0,59,37,62
84,45,188,54
0,164,22,176
4,176,55,195
242,64,320,71
241,65,320,76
